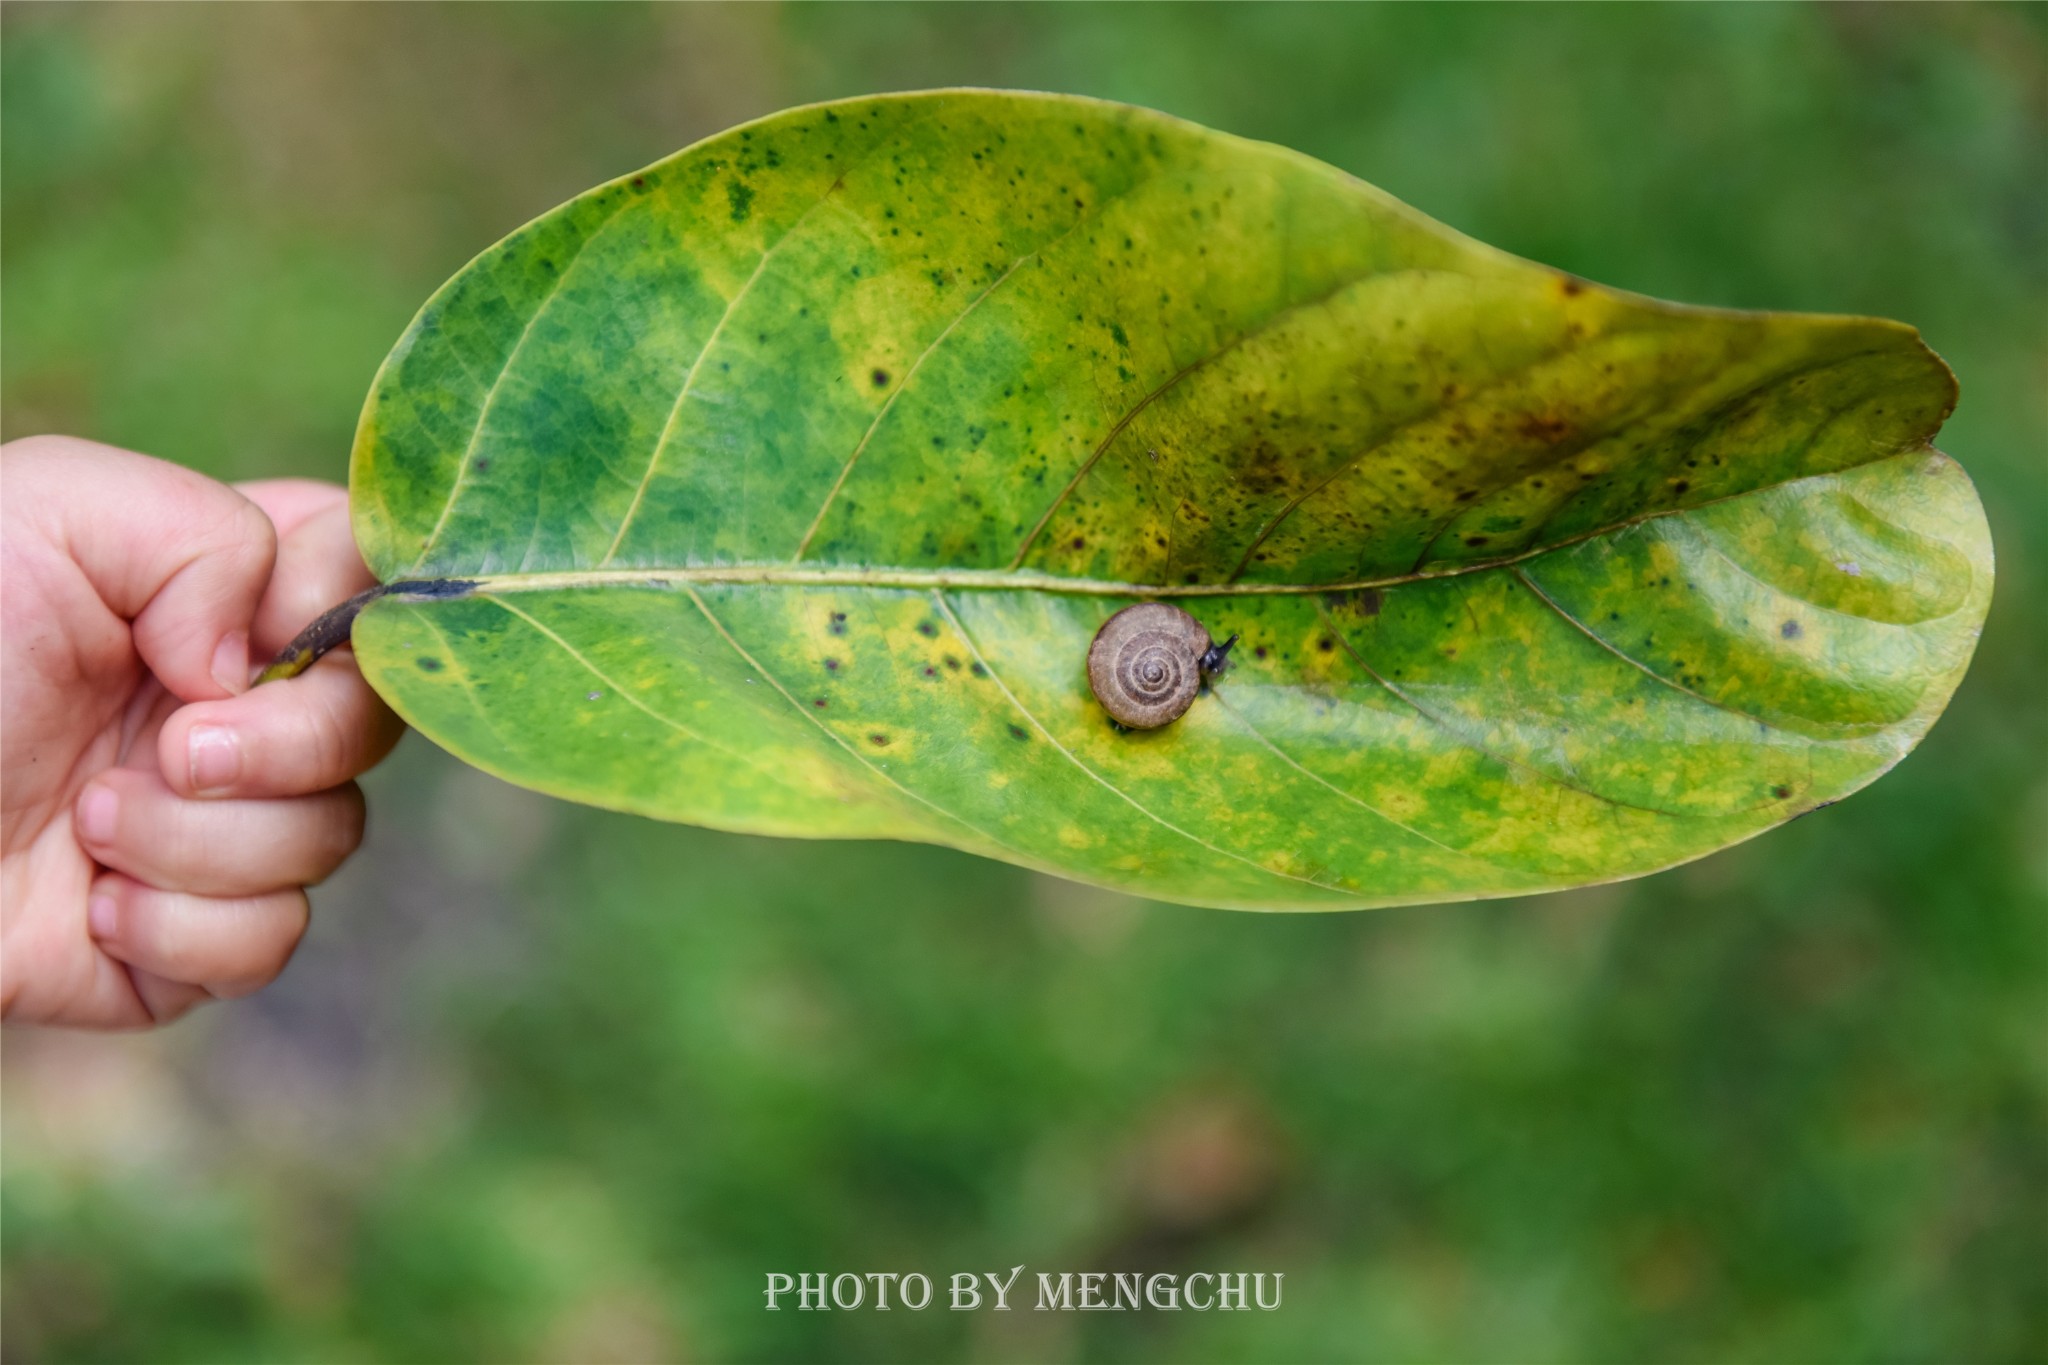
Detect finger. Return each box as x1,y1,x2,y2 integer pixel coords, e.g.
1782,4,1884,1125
0,891,157,1030
115,678,181,772
88,873,310,1000
232,479,348,539
75,768,365,897
3,436,276,701
157,649,403,798
248,496,377,658
124,969,217,1027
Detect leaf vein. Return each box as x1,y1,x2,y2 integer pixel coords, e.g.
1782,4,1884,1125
1507,565,1865,739
482,594,793,786
1513,344,1899,556
1206,688,1523,872
409,195,639,573
679,586,1038,866
600,195,838,568
931,591,1349,895
1006,266,1429,571
410,608,523,755
1681,514,1970,628
790,165,1174,562
1318,602,1687,819
1229,326,1610,582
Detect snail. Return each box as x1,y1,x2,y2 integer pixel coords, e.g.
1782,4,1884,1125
1087,602,1239,730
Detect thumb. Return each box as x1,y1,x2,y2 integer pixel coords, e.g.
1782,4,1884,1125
10,437,279,702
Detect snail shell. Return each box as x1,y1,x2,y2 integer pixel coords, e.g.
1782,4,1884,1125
1087,602,1216,729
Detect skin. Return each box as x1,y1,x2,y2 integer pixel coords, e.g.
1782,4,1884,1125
1,436,401,1028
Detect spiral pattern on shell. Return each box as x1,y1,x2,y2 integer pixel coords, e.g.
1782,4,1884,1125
1087,602,1216,729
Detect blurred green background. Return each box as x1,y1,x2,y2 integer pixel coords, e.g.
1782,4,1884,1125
4,4,2043,1362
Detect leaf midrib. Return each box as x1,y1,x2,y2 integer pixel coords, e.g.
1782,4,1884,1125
391,445,1937,605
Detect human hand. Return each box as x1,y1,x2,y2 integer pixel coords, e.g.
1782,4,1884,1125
1,436,402,1027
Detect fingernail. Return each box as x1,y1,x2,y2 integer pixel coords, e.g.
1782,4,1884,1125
188,724,242,795
211,630,249,695
77,785,119,844
88,891,119,940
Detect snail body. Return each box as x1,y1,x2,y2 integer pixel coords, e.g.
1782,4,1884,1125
1087,603,1238,729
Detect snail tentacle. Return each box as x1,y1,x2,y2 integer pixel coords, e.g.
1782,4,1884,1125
1200,633,1240,675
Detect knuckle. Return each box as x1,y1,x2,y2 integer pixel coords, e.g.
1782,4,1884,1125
196,489,264,548
306,683,361,780
139,913,210,982
164,802,238,891
217,893,309,995
229,494,279,558
138,989,203,1028
269,892,313,964
187,495,278,589
317,785,368,872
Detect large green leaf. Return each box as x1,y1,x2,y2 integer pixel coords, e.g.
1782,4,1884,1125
342,90,1991,910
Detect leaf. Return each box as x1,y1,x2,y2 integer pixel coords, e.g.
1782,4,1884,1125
342,90,1991,910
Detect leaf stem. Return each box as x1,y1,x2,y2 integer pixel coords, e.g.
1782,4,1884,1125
256,579,479,683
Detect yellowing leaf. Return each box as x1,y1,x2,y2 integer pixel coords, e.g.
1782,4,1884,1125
341,91,1991,910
